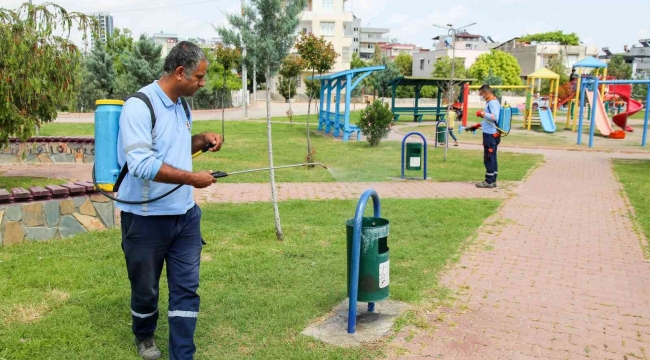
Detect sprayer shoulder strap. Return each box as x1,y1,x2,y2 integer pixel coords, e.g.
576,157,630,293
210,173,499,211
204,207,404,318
113,93,190,192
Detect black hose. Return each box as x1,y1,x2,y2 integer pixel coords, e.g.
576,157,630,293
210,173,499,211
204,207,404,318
92,163,184,205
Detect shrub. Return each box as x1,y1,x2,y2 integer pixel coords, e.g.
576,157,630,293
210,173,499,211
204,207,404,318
357,100,393,146
278,77,297,100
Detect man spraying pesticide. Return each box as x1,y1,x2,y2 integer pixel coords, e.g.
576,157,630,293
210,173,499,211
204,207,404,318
464,85,501,189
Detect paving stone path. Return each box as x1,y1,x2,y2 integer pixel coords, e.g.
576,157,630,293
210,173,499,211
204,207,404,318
0,164,515,202
389,150,650,360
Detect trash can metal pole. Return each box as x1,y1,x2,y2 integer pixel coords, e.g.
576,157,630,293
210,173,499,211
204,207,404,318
348,188,381,334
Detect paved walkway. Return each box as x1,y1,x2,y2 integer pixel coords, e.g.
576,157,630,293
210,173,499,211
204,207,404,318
0,164,515,202
389,151,650,359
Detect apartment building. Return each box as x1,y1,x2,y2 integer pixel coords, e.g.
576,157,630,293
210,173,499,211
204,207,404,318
298,0,354,72
355,25,390,60
151,32,179,58
412,31,500,77
496,38,599,77
90,13,114,50
600,40,650,78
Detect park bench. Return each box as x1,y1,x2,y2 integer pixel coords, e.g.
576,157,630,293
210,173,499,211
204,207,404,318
319,111,362,141
392,107,447,123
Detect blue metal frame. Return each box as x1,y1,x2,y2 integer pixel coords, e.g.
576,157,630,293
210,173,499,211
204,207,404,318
401,132,428,180
348,189,381,334
578,78,650,147
308,66,386,142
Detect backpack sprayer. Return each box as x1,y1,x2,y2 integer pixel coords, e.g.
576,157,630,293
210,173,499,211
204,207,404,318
92,99,327,205
464,102,513,137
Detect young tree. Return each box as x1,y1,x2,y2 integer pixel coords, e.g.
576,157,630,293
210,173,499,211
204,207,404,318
432,57,467,78
0,3,94,142
350,52,369,98
218,0,306,241
295,33,337,161
469,50,523,85
278,54,304,125
394,53,413,76
212,44,241,137
371,56,400,100
106,27,135,75
371,45,383,65
608,55,632,80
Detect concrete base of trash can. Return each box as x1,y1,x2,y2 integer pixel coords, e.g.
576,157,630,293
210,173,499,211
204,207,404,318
301,299,408,347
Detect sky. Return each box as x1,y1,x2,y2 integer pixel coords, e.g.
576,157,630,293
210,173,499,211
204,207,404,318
3,0,650,54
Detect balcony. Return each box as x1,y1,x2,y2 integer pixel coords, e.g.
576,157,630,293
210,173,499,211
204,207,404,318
360,35,388,43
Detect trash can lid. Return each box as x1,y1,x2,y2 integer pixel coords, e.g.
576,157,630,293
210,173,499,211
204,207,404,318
95,99,125,106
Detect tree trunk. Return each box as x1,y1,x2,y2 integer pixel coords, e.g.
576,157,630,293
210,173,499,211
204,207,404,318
288,77,293,126
266,66,283,241
306,68,315,160
253,64,257,104
222,75,227,142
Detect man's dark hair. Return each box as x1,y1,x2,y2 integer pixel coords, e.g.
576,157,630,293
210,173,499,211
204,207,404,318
478,84,493,93
163,41,207,78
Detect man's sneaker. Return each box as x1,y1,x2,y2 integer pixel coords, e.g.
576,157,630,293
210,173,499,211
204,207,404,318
136,337,161,360
476,181,496,188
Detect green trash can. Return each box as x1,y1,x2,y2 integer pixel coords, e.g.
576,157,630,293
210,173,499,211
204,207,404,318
405,143,422,170
436,123,447,144
346,217,390,302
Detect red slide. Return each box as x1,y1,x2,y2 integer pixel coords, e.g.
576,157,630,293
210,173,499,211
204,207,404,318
609,85,643,132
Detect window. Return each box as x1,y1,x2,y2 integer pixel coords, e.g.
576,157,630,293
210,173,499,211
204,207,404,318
342,47,351,62
419,58,424,70
320,22,334,36
466,43,472,49
322,0,333,11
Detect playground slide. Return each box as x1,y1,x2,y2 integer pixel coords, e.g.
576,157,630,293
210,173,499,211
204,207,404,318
538,107,556,133
585,90,613,137
609,86,642,132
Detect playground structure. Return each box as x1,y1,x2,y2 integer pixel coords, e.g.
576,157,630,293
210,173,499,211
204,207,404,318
458,69,560,133
308,66,386,142
578,78,650,147
388,76,476,123
525,68,560,132
562,57,643,137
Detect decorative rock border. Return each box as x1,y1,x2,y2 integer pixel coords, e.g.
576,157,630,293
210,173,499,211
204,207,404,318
0,181,115,246
0,136,95,164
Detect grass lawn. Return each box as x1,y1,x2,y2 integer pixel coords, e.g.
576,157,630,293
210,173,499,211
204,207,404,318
0,198,500,359
612,159,650,245
41,121,542,183
0,176,66,191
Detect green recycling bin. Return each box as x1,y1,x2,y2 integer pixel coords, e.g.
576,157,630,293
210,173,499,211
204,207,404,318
436,123,447,144
346,217,390,302
405,143,422,170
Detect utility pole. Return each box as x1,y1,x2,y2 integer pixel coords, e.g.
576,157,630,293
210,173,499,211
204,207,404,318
433,22,476,162
241,0,248,119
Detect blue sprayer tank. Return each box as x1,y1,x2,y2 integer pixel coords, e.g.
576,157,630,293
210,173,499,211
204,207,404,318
94,100,124,191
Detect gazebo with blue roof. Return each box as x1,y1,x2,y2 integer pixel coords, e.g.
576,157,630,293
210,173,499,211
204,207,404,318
307,65,386,141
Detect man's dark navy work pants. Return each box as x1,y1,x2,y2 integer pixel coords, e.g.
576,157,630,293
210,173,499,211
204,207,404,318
483,132,501,184
121,204,203,360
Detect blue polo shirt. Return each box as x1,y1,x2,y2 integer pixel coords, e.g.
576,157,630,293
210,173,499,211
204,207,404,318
482,99,501,135
115,81,195,216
